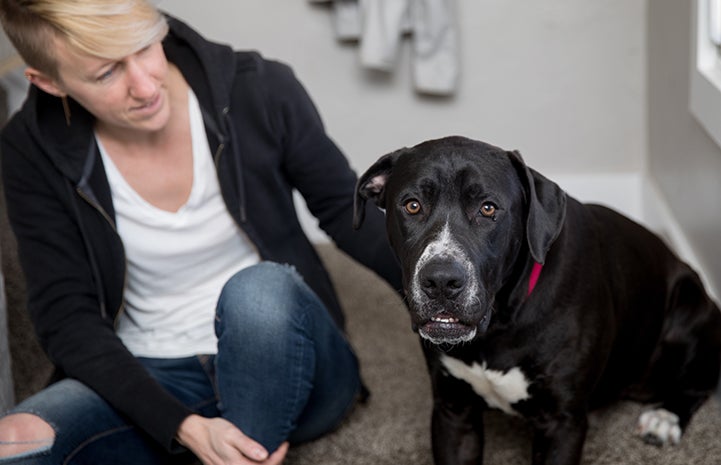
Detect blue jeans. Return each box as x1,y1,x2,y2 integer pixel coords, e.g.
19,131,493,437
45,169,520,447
0,262,362,464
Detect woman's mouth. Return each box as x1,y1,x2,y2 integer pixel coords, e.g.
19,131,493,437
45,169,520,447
131,92,162,115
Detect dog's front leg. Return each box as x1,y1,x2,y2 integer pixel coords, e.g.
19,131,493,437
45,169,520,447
431,396,485,465
530,415,588,465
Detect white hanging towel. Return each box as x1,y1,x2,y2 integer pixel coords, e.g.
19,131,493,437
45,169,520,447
333,0,363,41
308,0,460,96
359,0,459,96
407,0,459,96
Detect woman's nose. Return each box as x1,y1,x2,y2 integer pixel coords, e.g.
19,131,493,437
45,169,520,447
126,60,157,99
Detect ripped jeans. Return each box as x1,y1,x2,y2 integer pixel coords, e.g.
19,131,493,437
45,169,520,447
0,262,362,464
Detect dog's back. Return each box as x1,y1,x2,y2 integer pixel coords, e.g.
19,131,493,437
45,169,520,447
567,203,721,412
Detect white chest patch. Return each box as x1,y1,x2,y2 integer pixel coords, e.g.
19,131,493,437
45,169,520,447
440,355,531,415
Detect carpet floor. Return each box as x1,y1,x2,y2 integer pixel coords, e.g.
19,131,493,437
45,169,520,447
286,245,721,465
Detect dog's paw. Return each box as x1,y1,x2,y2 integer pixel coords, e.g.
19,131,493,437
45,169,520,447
636,409,681,447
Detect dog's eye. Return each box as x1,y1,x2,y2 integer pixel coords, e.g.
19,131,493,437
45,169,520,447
480,203,497,218
404,199,422,215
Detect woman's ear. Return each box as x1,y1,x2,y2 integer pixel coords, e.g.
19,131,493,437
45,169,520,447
24,67,66,97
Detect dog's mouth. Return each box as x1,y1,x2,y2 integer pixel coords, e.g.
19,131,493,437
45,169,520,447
417,311,486,346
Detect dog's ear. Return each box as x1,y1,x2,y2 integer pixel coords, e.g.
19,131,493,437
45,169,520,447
508,150,567,264
353,150,403,229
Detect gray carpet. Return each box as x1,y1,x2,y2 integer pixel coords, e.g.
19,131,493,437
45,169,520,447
286,245,721,465
3,231,721,464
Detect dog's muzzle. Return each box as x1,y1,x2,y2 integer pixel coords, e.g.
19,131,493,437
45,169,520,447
406,222,490,345
410,257,489,345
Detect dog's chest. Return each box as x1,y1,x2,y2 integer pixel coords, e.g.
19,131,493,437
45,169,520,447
440,355,531,415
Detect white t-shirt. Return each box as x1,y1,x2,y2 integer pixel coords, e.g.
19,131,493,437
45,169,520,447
98,90,260,357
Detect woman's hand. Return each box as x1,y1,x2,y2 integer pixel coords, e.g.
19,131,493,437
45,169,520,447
177,414,289,465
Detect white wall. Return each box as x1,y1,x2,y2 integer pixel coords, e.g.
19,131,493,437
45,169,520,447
159,0,646,176
647,0,721,302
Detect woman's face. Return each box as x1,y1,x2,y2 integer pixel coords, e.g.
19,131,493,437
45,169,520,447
31,38,171,135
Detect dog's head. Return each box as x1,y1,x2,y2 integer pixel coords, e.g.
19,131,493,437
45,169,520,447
354,136,566,346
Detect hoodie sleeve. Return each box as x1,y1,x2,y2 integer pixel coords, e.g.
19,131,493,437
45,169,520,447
256,59,402,293
0,116,194,452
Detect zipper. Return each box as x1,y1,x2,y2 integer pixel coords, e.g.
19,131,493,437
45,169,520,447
213,142,225,165
205,104,246,221
75,186,127,327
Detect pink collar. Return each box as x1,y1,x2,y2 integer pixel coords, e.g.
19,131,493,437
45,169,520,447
527,262,543,297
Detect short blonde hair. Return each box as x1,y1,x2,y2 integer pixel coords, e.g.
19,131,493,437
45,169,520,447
0,0,168,79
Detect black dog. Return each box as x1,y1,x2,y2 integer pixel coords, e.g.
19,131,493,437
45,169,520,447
353,136,721,465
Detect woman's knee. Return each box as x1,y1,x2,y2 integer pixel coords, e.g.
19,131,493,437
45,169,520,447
220,262,302,302
217,262,307,330
0,413,55,458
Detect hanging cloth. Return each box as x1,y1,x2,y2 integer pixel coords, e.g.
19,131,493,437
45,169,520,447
310,0,460,96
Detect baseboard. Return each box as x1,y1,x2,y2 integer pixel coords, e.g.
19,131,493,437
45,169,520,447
640,178,719,303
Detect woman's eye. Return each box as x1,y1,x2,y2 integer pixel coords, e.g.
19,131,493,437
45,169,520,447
404,200,422,215
96,66,116,82
480,203,497,218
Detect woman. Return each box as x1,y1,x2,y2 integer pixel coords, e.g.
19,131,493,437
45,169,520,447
0,1,400,463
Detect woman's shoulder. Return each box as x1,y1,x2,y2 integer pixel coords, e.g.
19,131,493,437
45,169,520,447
233,50,294,83
225,51,310,111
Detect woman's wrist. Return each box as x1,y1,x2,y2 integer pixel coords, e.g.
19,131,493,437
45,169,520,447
176,414,203,448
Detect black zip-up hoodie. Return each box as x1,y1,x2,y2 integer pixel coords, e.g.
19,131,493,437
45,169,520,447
0,16,400,450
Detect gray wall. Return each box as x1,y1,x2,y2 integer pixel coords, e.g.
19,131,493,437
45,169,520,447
161,0,721,292
160,0,646,176
647,0,721,296
0,1,713,297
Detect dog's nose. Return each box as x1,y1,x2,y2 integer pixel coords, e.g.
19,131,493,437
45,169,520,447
419,260,467,300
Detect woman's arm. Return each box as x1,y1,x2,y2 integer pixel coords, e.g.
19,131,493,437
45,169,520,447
0,128,193,450
260,60,402,292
